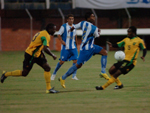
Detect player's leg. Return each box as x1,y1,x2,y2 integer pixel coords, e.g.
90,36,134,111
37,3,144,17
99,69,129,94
59,63,82,88
1,53,32,83
96,61,123,90
96,68,122,90
70,48,79,80
51,49,69,80
72,60,79,80
36,54,59,93
51,60,64,80
94,45,109,80
96,60,134,90
59,49,94,88
109,65,123,89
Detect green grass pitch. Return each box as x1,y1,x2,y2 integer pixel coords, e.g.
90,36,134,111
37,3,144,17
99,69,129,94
0,51,150,113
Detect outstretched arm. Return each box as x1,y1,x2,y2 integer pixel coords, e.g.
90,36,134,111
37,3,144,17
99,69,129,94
107,41,119,48
43,46,57,60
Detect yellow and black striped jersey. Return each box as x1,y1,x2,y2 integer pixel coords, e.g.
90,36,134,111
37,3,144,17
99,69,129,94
25,30,50,57
117,36,146,65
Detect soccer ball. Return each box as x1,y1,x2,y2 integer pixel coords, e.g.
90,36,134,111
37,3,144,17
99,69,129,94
114,51,125,61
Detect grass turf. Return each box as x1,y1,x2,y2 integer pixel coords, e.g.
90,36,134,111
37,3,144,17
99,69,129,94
0,51,150,113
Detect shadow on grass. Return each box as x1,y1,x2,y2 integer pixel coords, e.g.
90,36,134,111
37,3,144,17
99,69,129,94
59,89,93,93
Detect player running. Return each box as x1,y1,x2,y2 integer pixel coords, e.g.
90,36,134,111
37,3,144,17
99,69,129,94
58,12,109,88
51,14,79,81
96,26,147,90
1,23,59,94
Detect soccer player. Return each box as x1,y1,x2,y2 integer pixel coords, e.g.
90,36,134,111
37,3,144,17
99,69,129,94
58,12,109,88
1,23,59,94
96,26,147,90
51,14,79,80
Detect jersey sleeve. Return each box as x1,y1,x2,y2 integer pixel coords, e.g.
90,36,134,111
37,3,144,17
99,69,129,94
57,26,64,35
94,28,100,37
117,39,125,47
74,22,82,29
139,39,146,50
41,36,49,46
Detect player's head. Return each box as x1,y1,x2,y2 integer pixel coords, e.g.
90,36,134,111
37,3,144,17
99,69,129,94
66,14,74,25
127,26,137,38
46,23,56,35
85,12,95,23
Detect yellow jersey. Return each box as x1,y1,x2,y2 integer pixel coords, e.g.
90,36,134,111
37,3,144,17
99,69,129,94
117,36,146,65
25,30,50,57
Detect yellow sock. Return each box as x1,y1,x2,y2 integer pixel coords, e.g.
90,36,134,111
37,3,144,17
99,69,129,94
115,78,122,86
102,76,116,89
44,71,51,90
110,75,122,86
5,70,22,77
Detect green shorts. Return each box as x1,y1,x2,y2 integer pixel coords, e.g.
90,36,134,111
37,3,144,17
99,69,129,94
114,60,135,75
23,52,47,71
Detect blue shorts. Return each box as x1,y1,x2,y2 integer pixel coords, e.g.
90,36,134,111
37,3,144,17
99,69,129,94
77,44,103,65
60,48,78,61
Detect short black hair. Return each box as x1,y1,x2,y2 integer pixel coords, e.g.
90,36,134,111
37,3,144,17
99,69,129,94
85,12,93,20
46,23,55,31
129,26,137,35
66,14,74,19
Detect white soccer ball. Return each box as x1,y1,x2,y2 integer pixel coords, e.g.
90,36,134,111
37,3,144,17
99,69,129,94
114,51,125,61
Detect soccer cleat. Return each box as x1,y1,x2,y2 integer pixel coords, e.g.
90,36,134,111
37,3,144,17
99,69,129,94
46,87,59,94
72,76,79,80
58,77,66,88
95,86,104,90
99,73,110,80
114,84,124,89
1,71,7,83
51,74,56,80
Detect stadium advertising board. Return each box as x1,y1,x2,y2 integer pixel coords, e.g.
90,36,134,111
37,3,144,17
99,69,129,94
73,0,150,9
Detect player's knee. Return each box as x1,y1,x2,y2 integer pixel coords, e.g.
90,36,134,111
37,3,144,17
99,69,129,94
44,66,51,72
22,71,28,77
103,50,107,56
76,64,82,69
60,60,65,65
73,60,77,63
109,68,113,75
99,49,107,56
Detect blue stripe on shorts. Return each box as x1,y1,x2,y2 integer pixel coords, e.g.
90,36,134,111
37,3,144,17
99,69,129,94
77,44,103,65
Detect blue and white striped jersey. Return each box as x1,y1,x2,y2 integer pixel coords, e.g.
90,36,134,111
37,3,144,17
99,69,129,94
58,23,77,50
74,21,100,50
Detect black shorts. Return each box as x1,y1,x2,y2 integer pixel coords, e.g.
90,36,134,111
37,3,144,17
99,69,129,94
23,52,47,71
114,60,135,75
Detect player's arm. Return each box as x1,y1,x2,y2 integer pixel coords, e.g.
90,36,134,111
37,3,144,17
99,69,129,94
107,39,125,48
69,22,82,32
75,35,78,46
43,46,57,60
141,49,147,62
107,41,119,48
58,35,66,46
41,36,57,60
94,28,100,38
139,40,147,62
58,26,66,46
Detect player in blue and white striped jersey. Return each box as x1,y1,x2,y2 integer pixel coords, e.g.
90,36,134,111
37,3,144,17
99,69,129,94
51,14,79,80
59,12,110,88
